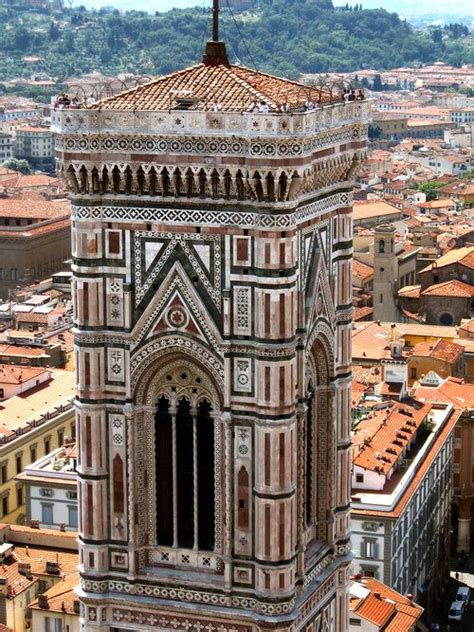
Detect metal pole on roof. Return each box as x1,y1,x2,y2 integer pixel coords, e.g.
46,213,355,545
213,0,219,42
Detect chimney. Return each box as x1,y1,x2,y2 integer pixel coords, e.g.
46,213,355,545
0,577,8,597
18,562,31,576
30,520,40,529
73,599,80,614
374,591,381,599
46,561,60,575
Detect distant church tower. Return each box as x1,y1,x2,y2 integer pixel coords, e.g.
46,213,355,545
373,224,398,322
54,5,369,629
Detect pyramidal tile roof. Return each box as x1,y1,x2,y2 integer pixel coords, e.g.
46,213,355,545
89,62,333,113
421,279,474,298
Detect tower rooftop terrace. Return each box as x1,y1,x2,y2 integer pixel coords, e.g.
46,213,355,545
79,62,346,113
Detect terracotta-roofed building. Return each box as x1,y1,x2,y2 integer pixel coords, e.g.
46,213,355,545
353,200,402,227
459,318,474,339
29,572,80,632
352,400,432,488
0,369,75,525
412,375,474,552
353,306,374,322
0,199,69,224
417,279,474,326
419,245,474,289
352,381,368,408
408,338,464,385
349,576,423,631
0,524,78,632
415,198,456,214
0,196,71,299
397,284,421,317
353,259,374,287
0,364,51,400
351,399,458,614
352,364,384,388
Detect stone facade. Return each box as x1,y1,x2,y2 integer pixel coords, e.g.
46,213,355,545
373,224,398,323
54,58,369,632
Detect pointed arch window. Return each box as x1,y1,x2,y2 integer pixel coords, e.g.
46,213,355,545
305,340,333,546
155,392,216,552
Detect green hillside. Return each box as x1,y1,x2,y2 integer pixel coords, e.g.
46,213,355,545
0,0,472,83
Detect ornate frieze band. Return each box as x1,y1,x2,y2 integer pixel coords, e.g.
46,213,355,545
81,578,297,616
71,191,352,229
57,124,364,159
52,100,370,138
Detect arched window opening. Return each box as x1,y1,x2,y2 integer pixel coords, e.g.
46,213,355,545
305,382,314,528
112,166,120,194
176,397,194,548
278,172,288,201
236,170,245,200
155,395,174,546
379,239,385,253
197,399,215,551
101,166,109,194
155,392,216,553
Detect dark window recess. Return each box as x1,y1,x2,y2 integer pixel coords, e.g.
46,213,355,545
108,231,121,254
113,454,124,513
197,399,215,551
155,396,173,546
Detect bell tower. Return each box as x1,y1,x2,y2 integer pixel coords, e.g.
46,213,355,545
53,20,369,631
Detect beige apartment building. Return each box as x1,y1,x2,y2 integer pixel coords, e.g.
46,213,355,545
0,369,75,525
15,125,54,171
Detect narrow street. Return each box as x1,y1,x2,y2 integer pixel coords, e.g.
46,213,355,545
429,555,474,630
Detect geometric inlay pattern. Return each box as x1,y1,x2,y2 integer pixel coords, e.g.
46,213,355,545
72,191,352,229
134,231,222,307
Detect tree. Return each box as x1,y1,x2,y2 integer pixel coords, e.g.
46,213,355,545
372,74,383,91
2,158,31,175
49,21,60,41
432,29,442,44
368,124,382,140
417,181,444,201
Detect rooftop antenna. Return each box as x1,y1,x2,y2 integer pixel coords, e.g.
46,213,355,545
203,0,229,66
213,0,219,42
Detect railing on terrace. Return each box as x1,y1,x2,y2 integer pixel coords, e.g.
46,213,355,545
52,99,371,138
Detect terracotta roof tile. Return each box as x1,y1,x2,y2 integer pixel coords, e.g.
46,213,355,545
353,259,374,281
0,364,49,385
88,63,334,113
413,376,474,409
421,279,474,299
352,408,460,519
351,577,423,631
29,572,79,614
352,400,432,475
0,198,69,220
420,245,474,273
411,338,464,364
398,285,420,299
354,592,395,626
